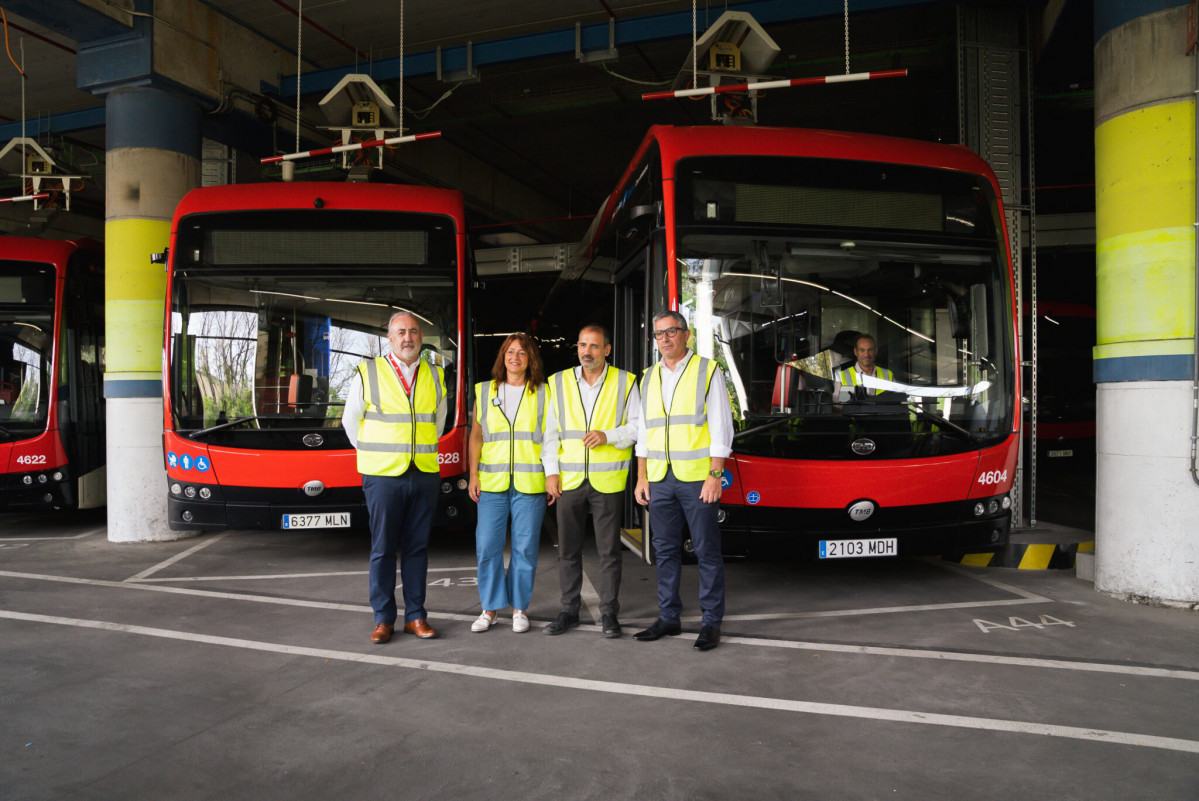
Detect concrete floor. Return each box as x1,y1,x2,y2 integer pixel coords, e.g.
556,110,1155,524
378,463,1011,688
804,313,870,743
1,509,1196,800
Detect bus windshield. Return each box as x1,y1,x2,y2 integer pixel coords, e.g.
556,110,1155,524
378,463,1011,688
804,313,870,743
675,156,1014,459
0,261,54,441
168,210,459,443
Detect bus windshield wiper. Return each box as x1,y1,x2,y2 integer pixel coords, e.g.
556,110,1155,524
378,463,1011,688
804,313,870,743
900,403,977,440
189,415,261,437
734,414,800,440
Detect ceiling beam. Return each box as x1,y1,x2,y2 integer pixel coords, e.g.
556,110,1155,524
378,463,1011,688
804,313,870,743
271,0,941,98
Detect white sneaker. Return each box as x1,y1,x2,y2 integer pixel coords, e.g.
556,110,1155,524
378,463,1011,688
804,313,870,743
471,611,498,633
512,610,529,633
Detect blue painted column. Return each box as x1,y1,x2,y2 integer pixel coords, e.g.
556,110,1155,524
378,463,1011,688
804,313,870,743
105,87,201,542
1093,1,1198,605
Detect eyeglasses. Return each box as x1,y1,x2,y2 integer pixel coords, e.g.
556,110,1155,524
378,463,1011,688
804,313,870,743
652,327,684,340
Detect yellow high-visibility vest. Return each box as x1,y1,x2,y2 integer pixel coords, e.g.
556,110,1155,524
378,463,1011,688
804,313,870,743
641,354,717,482
838,365,895,395
552,365,634,493
476,380,548,494
355,357,444,476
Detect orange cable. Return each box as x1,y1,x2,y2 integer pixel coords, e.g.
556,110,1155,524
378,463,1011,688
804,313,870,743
3,10,25,76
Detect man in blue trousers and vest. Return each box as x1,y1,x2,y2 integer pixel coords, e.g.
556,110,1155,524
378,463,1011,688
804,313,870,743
633,311,733,652
343,311,446,644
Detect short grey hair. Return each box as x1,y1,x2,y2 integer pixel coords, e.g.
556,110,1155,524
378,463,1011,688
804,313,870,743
387,311,420,332
651,310,688,331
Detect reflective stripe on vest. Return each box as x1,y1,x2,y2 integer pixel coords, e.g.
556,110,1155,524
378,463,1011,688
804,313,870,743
356,357,444,476
838,365,894,395
476,380,548,494
641,354,716,482
552,365,633,493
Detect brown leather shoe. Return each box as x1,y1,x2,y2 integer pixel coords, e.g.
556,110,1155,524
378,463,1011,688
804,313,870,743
403,619,438,639
371,623,394,644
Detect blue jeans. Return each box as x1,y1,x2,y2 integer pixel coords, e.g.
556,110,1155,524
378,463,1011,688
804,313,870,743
475,487,546,611
363,471,439,625
648,468,725,627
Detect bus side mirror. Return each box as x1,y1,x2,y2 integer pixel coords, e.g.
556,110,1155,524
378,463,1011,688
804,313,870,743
151,249,169,266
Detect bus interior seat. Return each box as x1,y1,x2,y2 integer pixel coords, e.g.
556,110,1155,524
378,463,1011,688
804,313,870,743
288,373,313,412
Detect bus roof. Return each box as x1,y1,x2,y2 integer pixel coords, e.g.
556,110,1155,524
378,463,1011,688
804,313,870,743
640,124,999,189
0,236,100,266
171,182,466,230
562,124,1005,287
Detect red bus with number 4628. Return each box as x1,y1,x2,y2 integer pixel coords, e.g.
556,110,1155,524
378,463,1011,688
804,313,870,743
160,182,471,531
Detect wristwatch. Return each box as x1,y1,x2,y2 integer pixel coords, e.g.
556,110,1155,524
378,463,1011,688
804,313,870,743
708,469,723,478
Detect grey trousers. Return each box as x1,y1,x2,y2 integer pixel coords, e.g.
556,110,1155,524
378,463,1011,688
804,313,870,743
555,480,623,616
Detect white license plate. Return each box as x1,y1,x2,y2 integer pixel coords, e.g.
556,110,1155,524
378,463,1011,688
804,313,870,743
819,538,898,559
282,512,350,529
1047,449,1073,458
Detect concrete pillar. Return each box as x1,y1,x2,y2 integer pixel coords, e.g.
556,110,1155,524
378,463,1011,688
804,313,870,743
105,87,201,542
1093,2,1198,607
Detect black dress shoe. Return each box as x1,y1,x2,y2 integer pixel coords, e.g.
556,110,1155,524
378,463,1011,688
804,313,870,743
543,611,579,635
633,618,682,641
601,614,622,639
693,625,720,651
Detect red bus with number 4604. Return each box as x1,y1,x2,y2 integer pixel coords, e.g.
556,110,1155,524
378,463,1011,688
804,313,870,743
557,125,1019,560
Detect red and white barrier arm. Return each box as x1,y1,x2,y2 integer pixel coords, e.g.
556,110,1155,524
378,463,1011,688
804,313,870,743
642,69,907,101
0,193,49,204
260,130,442,164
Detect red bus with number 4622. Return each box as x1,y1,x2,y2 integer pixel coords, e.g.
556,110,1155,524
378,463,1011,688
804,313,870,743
1,236,105,511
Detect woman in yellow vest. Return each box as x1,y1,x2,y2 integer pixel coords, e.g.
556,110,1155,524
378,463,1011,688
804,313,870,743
467,332,557,633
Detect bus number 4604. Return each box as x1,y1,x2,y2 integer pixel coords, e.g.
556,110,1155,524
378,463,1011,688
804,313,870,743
977,470,1008,486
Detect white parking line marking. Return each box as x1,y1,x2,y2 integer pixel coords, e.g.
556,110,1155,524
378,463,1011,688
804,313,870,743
1,609,1195,754
0,569,480,621
579,569,603,623
131,566,476,583
0,526,105,542
699,597,1051,624
719,635,1199,682
932,560,1053,600
125,534,228,582
0,568,1191,681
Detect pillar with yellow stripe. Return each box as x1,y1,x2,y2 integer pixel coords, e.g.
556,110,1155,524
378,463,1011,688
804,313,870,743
1093,1,1198,606
105,88,201,542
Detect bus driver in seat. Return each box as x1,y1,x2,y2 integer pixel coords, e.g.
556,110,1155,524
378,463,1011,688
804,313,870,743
834,334,894,399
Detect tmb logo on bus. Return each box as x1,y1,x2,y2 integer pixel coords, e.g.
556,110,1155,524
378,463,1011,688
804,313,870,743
850,438,876,456
847,499,876,521
303,480,325,497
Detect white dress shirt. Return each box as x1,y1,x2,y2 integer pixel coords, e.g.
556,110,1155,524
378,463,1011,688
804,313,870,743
542,364,643,476
342,354,448,448
634,350,733,460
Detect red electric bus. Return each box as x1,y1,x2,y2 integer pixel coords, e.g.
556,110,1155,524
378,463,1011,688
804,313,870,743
1,236,106,510
562,125,1019,560
162,182,471,531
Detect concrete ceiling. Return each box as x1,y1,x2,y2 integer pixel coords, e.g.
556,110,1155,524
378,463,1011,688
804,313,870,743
0,0,1091,244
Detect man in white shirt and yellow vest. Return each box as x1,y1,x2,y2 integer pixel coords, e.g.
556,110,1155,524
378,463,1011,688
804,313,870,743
542,324,641,638
834,333,894,398
633,311,734,652
342,312,446,645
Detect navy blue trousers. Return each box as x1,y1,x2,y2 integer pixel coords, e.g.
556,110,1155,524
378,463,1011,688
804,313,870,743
363,471,439,625
647,468,725,627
